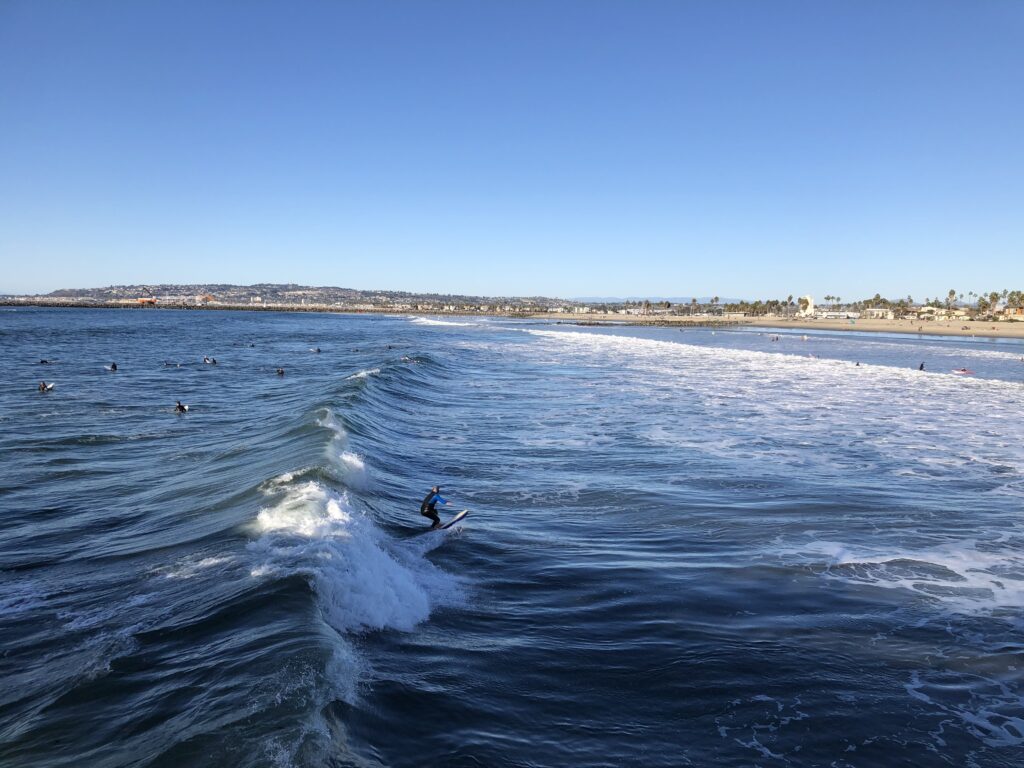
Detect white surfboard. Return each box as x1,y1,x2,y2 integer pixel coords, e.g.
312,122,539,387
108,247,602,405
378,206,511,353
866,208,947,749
439,509,470,530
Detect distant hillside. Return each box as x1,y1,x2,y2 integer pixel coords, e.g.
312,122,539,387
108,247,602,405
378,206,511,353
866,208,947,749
40,283,578,308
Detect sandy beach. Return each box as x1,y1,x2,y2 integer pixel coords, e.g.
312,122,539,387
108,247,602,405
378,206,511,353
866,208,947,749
746,316,1024,339
545,313,1024,340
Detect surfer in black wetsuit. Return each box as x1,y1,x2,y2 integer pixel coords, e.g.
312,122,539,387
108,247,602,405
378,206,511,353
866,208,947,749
420,486,450,528
175,400,188,413
110,362,117,371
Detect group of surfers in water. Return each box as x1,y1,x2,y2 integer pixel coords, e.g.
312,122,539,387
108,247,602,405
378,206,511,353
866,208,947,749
33,348,331,409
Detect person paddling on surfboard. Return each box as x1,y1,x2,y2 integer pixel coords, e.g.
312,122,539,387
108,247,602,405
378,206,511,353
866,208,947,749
420,485,451,529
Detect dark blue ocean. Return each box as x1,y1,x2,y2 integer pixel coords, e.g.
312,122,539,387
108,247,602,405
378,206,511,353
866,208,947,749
2,308,1023,768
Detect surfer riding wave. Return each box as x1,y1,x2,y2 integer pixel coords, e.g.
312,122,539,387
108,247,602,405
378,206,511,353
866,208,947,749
419,485,450,529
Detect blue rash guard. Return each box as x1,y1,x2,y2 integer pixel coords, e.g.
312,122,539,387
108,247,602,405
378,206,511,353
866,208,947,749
420,490,448,526
423,493,447,511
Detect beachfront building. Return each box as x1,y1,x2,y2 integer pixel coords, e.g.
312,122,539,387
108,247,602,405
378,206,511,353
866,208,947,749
863,307,895,320
916,305,948,320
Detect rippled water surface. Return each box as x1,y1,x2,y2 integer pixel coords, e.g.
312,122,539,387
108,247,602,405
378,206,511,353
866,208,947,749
1,308,1022,767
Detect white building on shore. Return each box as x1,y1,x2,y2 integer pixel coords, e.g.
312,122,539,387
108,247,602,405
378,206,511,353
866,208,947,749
863,307,894,320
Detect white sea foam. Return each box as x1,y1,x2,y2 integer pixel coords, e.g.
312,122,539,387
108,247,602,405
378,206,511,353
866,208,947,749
527,328,1024,389
316,408,347,438
744,328,1024,362
527,329,1024,623
315,409,371,489
774,537,1024,618
905,670,1024,748
339,451,364,472
525,329,1024,484
157,555,235,580
345,367,380,379
248,481,459,635
411,317,475,327
261,469,300,491
337,450,369,489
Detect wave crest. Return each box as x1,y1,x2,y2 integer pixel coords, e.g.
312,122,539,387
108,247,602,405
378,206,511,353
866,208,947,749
249,481,458,634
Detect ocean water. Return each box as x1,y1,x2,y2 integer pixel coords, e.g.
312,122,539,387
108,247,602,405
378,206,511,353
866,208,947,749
1,308,1022,768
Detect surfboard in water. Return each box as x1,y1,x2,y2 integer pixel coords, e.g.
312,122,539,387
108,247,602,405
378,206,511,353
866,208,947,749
439,510,470,530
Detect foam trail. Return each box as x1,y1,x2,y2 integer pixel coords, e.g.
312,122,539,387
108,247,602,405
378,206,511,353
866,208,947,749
411,317,475,327
346,368,380,380
774,537,1024,619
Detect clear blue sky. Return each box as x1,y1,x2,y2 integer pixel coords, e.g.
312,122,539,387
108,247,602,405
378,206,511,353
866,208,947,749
1,0,1021,299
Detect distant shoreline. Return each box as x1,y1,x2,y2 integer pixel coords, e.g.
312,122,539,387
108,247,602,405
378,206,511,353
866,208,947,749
539,313,1024,340
5,299,1023,341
